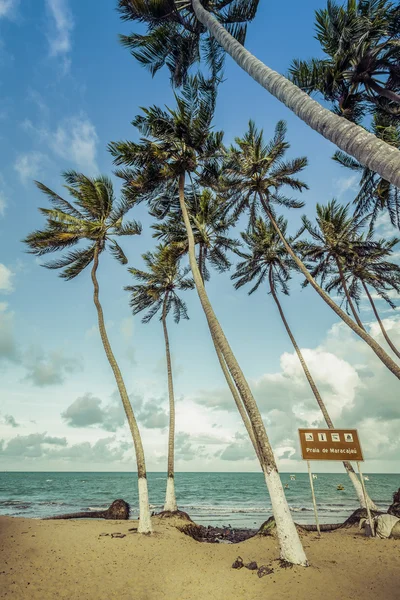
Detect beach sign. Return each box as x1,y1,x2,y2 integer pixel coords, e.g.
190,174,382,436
298,429,373,537
298,428,363,461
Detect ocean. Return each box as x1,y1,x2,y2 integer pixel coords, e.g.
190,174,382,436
0,472,398,528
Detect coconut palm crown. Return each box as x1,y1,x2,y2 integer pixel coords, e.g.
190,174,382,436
152,188,241,281
232,216,298,295
23,171,141,277
222,120,308,224
126,244,194,323
117,0,259,85
289,0,400,122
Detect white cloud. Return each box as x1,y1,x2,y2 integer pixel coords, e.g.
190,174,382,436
0,191,7,216
45,0,73,69
0,0,18,19
0,264,14,293
50,116,98,173
120,318,134,341
334,174,359,197
14,151,47,184
23,116,99,175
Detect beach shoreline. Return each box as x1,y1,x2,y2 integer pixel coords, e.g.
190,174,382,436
1,514,399,600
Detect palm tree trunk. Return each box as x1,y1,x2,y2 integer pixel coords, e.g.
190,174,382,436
197,243,261,464
162,293,178,512
362,281,400,360
268,268,377,511
91,247,152,533
178,173,308,566
260,198,400,380
191,0,400,189
335,259,365,331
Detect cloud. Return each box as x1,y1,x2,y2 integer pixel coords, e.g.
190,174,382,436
0,433,67,457
45,0,73,72
0,264,14,293
22,116,99,174
3,414,19,427
23,347,83,387
0,433,126,464
14,151,47,184
120,318,134,341
0,307,18,362
0,0,18,19
0,191,6,217
334,174,359,197
137,398,168,429
62,392,125,432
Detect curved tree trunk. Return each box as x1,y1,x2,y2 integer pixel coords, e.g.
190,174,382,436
362,281,400,360
268,268,377,511
178,174,308,566
91,248,152,533
191,0,400,188
336,259,365,331
162,293,178,512
260,199,400,381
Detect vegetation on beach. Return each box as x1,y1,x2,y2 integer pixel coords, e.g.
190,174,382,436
21,0,400,567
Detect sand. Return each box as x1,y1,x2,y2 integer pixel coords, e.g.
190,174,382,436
1,515,399,600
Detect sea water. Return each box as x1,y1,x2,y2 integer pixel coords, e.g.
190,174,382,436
0,472,398,527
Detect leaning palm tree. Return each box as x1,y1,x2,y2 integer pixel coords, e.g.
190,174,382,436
126,244,194,512
117,0,400,188
232,216,377,510
109,76,308,565
153,188,261,462
330,235,400,359
23,172,152,534
289,0,400,122
223,120,400,380
299,200,374,331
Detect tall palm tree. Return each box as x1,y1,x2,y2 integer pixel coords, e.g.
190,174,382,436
117,0,400,188
153,188,262,462
289,0,400,122
224,120,400,380
109,77,308,565
232,216,377,510
23,172,152,534
126,244,194,512
333,112,400,230
329,235,400,359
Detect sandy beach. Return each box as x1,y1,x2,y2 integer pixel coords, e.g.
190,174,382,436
1,514,399,600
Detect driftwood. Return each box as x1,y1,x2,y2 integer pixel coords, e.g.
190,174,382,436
258,508,384,534
43,499,130,521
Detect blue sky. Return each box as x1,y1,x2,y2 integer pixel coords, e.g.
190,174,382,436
0,0,399,474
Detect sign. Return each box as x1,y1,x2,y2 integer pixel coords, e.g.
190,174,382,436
298,428,363,461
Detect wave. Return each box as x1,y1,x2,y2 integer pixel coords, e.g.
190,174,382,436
46,479,53,482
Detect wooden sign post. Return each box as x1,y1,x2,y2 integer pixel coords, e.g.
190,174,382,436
307,460,321,536
298,428,374,536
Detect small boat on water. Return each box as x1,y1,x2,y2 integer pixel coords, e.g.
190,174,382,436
312,474,318,480
337,484,345,491
284,483,289,489
290,475,296,481
364,476,370,481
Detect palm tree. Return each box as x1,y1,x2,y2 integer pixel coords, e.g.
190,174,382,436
299,200,373,331
333,112,400,230
153,188,262,462
117,0,400,189
109,77,308,565
289,0,400,122
224,120,400,380
126,244,194,512
331,235,400,359
232,216,377,510
23,172,152,534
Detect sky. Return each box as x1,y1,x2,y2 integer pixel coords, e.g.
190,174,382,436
0,0,399,474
